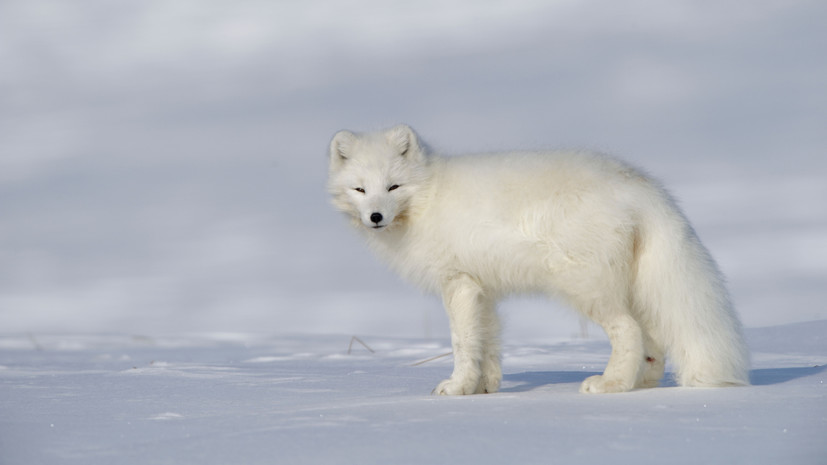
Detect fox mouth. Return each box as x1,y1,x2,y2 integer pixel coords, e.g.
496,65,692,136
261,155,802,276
371,225,386,230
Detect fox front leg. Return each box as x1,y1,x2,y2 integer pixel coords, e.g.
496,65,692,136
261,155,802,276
433,273,501,395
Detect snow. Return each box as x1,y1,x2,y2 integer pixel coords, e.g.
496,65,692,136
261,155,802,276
1,323,825,464
1,0,826,463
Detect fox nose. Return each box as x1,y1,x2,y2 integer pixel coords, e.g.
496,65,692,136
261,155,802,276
370,212,383,224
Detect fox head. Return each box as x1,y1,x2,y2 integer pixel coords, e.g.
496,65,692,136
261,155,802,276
327,124,430,230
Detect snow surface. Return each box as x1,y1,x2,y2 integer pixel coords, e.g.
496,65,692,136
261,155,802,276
1,322,825,464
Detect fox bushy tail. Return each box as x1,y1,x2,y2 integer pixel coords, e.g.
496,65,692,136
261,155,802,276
633,190,750,387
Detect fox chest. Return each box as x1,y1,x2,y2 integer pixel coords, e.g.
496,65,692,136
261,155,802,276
374,224,555,295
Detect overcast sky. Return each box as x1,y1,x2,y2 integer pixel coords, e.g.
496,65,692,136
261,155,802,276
1,0,825,336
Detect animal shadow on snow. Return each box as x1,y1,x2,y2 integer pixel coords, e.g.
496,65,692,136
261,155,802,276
501,371,602,392
749,365,827,386
501,365,825,392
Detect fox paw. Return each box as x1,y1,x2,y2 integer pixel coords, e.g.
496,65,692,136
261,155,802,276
433,377,479,396
579,375,633,394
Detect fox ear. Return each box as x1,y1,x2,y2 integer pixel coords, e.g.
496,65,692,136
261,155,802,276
329,130,355,170
386,124,423,161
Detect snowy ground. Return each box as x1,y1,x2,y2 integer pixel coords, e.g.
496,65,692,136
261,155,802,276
1,321,825,465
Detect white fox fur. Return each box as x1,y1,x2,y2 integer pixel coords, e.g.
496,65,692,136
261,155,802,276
327,124,750,395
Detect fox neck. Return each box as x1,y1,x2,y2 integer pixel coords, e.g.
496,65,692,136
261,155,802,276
357,172,441,293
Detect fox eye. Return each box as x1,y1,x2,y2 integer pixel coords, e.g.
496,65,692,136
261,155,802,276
387,184,400,192
353,187,365,194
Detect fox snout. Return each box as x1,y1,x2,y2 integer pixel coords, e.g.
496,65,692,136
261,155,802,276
359,195,397,229
365,211,388,229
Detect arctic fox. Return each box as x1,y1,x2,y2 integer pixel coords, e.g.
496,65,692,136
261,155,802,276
327,124,750,395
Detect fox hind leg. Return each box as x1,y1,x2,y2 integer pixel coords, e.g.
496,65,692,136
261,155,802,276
637,329,665,388
477,300,502,394
578,295,645,394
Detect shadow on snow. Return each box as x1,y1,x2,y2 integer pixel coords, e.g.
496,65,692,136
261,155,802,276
749,365,827,386
500,365,826,392
500,371,599,392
